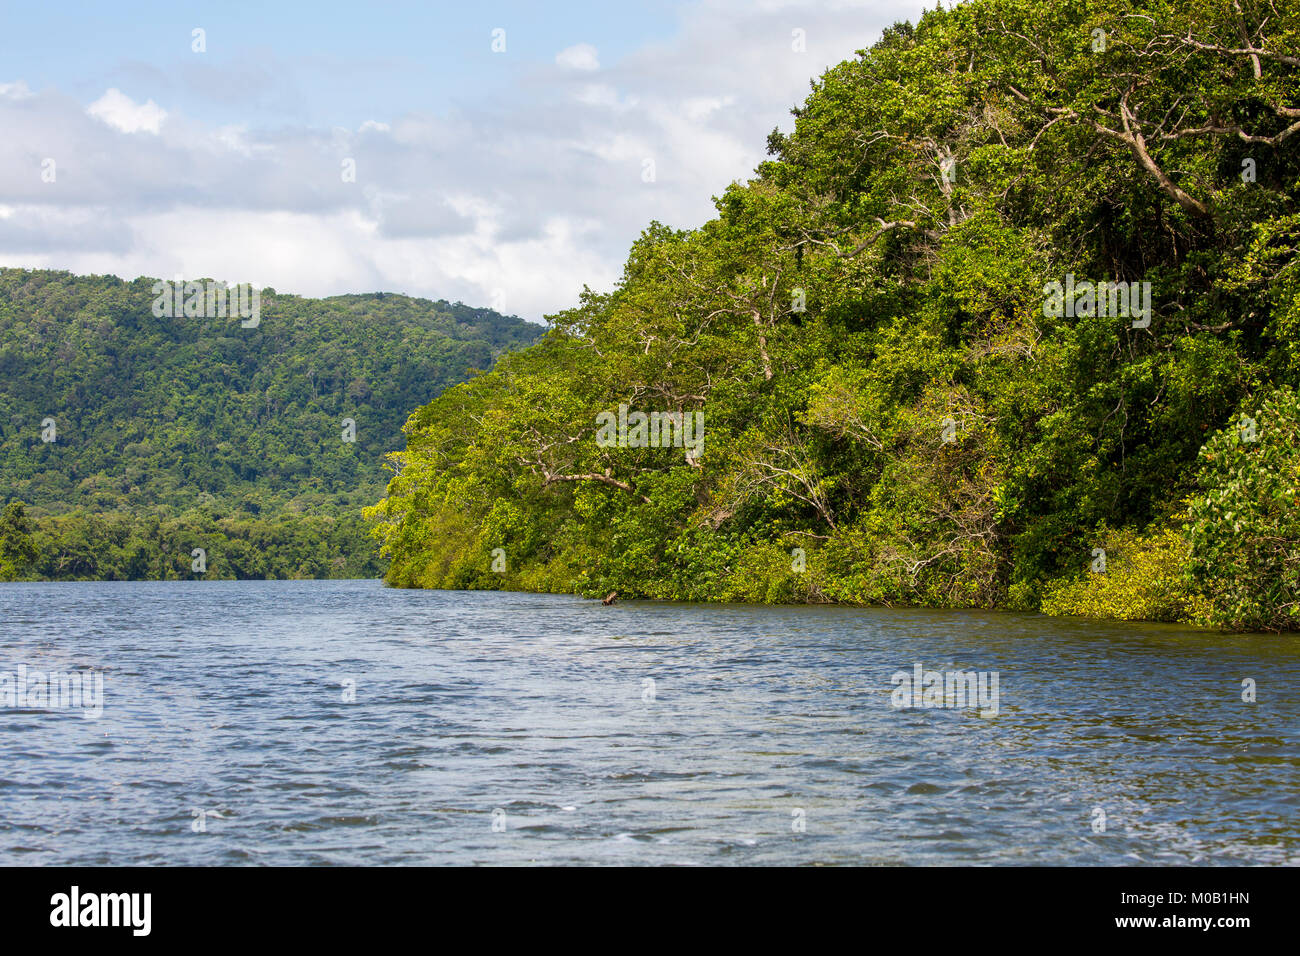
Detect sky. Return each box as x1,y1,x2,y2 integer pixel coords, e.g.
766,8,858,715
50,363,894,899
0,0,931,323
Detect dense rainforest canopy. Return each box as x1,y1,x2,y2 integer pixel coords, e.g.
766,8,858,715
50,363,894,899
0,269,541,580
369,0,1300,631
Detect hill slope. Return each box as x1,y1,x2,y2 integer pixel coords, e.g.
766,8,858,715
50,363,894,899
369,0,1300,631
0,269,543,579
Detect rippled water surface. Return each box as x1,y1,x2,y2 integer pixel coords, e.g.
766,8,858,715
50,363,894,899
0,580,1296,865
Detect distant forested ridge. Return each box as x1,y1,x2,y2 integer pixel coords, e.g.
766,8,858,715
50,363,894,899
0,269,542,580
369,0,1300,631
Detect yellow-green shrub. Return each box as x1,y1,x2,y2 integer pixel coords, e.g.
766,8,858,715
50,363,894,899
1040,528,1207,623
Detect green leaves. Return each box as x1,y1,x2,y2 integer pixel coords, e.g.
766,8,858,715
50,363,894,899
373,0,1299,628
1187,386,1300,631
0,268,541,579
0,501,38,581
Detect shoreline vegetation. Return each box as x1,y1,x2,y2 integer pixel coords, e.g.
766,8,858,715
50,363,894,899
367,0,1300,634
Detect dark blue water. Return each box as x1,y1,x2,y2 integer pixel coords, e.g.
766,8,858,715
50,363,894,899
0,580,1295,865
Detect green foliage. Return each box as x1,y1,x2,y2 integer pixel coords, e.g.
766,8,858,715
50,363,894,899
371,0,1299,631
0,270,541,579
1040,528,1207,623
0,501,38,580
20,506,384,581
1187,386,1300,631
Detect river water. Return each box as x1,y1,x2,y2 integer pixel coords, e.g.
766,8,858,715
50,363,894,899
0,579,1295,865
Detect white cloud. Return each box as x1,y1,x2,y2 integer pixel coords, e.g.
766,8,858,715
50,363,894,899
86,88,167,134
0,1,928,321
0,81,33,100
573,83,620,109
681,95,736,122
213,124,257,157
556,43,600,71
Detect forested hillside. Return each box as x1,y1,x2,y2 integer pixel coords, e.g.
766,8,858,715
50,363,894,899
0,269,542,579
369,0,1300,631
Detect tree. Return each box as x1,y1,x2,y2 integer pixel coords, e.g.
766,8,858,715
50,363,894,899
0,501,39,580
1187,387,1300,631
